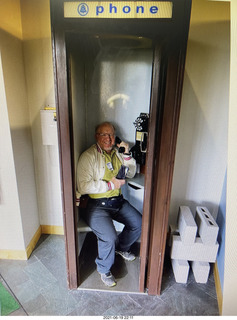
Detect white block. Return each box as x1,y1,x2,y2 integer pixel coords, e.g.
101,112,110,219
170,235,219,262
171,259,190,283
178,206,197,245
191,261,210,283
196,207,219,245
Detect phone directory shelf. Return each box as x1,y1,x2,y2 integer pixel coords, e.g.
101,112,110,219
128,173,145,189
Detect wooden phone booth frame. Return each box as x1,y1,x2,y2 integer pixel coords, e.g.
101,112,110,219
50,0,192,295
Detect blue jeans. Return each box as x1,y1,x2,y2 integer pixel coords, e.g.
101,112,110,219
83,195,142,274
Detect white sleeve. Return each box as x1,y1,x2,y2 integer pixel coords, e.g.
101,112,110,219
121,153,137,179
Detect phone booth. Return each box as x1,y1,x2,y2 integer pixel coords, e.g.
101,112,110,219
50,0,192,295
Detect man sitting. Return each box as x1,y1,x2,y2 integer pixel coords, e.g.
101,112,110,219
77,122,142,287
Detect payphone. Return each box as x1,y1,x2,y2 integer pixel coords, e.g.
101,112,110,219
130,113,149,167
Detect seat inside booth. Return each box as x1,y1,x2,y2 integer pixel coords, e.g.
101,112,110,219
66,33,154,292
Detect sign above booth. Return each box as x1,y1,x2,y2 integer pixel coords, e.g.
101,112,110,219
64,1,173,19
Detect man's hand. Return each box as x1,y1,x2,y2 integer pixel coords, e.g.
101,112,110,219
111,176,125,189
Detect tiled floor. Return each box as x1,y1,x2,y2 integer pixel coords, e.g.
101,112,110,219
0,234,219,316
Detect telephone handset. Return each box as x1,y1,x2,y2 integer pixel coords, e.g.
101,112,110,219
115,136,125,153
115,136,129,179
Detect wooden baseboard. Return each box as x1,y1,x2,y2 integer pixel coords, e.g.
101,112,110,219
0,225,64,260
26,226,42,259
214,261,223,315
41,225,64,235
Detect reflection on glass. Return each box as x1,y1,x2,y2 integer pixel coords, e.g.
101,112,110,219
87,45,153,145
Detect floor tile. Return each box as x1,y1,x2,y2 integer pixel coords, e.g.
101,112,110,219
23,259,58,290
0,234,219,316
102,293,143,316
160,281,219,316
0,260,31,289
13,278,45,304
30,282,78,316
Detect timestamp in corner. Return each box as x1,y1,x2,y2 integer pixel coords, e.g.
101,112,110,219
103,316,134,320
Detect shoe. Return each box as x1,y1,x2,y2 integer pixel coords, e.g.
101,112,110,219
115,250,136,261
100,272,117,287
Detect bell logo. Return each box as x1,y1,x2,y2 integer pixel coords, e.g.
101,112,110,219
77,3,89,16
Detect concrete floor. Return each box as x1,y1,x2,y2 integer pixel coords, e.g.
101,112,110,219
0,234,219,316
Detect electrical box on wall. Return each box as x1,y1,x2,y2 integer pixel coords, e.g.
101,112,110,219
40,108,57,145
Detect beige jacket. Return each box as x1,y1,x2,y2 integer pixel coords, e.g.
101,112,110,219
76,144,136,202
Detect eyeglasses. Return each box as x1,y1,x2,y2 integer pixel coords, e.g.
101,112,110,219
96,133,115,138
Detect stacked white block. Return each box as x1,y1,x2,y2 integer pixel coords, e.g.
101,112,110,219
191,261,210,283
178,206,197,244
171,259,189,283
171,235,218,262
170,206,219,284
195,207,219,245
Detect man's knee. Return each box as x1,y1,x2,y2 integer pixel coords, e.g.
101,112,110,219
98,226,118,245
106,232,118,245
130,207,142,229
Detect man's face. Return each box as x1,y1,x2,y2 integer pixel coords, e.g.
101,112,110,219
95,124,115,153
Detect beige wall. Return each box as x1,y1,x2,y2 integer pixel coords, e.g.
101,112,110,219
0,52,25,252
0,0,22,39
0,0,39,252
170,0,230,222
21,0,63,227
0,0,62,257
